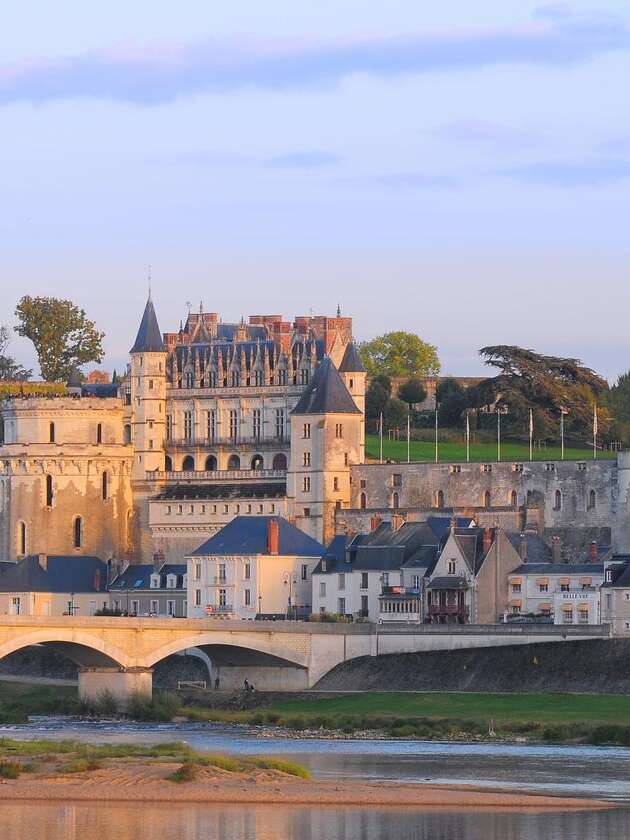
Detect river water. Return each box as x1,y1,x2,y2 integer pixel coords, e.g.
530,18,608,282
2,719,630,838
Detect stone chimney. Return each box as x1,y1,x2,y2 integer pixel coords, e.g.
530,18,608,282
370,515,382,533
391,514,405,532
38,554,47,571
519,534,528,563
483,527,493,555
153,551,165,573
552,536,562,564
590,541,598,563
268,518,279,555
94,568,102,592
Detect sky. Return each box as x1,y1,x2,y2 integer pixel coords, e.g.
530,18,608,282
2,1,630,380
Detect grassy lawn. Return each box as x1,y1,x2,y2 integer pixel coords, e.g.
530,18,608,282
0,681,79,722
365,435,616,464
262,691,630,726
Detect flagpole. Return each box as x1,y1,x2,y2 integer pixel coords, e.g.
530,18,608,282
435,404,439,463
561,410,564,461
529,409,533,462
497,409,501,462
407,413,410,464
380,413,384,464
593,405,598,460
466,411,470,463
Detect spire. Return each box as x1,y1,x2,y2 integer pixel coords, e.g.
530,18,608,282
337,303,342,317
292,357,361,416
339,342,365,373
130,296,165,354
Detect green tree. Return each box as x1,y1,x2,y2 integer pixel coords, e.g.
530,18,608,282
0,326,32,381
609,372,630,423
436,378,469,426
398,378,428,407
14,297,105,382
366,375,392,422
360,332,440,379
385,398,409,430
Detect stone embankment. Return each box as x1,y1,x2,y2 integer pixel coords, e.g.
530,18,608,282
315,639,630,694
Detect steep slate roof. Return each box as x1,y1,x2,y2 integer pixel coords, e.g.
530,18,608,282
338,342,365,373
130,296,165,353
109,563,187,591
602,559,630,587
189,516,326,558
505,533,553,565
0,556,107,593
511,562,605,575
291,357,360,416
426,516,475,541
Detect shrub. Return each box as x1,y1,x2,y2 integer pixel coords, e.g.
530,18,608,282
0,761,21,779
62,758,101,774
589,725,630,746
93,690,118,717
168,762,199,783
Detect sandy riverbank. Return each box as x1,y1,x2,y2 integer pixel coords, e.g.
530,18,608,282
0,763,614,810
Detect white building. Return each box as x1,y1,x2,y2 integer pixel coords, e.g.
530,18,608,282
508,561,606,624
186,516,325,619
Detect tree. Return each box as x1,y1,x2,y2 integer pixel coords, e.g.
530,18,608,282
609,372,630,423
478,345,610,440
0,326,32,381
14,297,105,382
366,375,392,422
398,378,427,407
386,398,409,430
436,378,469,426
360,332,440,379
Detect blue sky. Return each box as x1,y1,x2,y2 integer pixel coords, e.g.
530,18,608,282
2,1,630,380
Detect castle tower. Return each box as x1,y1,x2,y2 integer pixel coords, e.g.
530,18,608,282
338,342,366,463
130,295,167,481
288,357,363,544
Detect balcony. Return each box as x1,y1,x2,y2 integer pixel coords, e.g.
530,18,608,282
206,605,234,615
148,468,287,482
381,586,421,596
429,604,469,617
166,435,289,450
211,577,234,586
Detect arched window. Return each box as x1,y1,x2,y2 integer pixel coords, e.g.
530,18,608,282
46,474,53,507
227,454,241,470
510,490,518,509
588,489,596,511
483,491,491,509
96,423,102,444
436,490,445,510
251,455,264,471
17,521,26,556
102,471,109,500
205,455,217,471
272,453,288,471
360,492,367,509
124,424,132,444
182,455,195,471
73,516,83,549
554,490,562,511
49,422,55,443
392,492,400,510
164,455,173,472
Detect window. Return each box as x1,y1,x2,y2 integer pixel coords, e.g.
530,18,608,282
194,563,201,581
361,572,368,590
588,489,596,511
333,477,339,492
125,424,132,444
46,474,53,507
512,463,524,473
338,597,346,615
338,573,345,591
412,575,420,589
227,454,241,470
277,369,287,385
194,589,202,607
205,455,217,471
448,559,456,575
436,490,444,510
482,464,492,473
449,465,461,475
512,583,522,593
392,492,400,510
361,595,368,616
554,490,562,511
17,521,26,556
49,422,55,443
545,463,555,472
272,453,287,470
102,471,108,500
218,563,226,583
148,379,154,390
483,490,491,509
304,507,311,517
244,589,251,607
252,409,262,439
303,452,311,467
300,369,309,385
539,584,548,593
303,476,311,493
561,583,570,592
335,423,343,439
382,573,389,586
360,492,367,509
150,600,159,615
184,411,193,441
182,455,195,471
254,370,263,387
167,600,176,616
510,490,518,509
245,562,251,580
303,423,311,439
73,516,83,549
130,600,139,615
207,410,216,441
392,474,402,487
229,410,239,440
150,574,160,588
301,564,308,581
275,409,285,439
96,423,102,444
606,593,613,609
319,581,327,598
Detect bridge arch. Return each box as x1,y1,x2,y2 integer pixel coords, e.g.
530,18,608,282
0,630,132,670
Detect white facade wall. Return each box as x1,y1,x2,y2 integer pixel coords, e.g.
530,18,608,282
508,569,604,620
312,569,400,621
0,591,108,617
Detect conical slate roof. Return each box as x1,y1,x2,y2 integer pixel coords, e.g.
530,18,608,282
339,342,365,373
130,296,165,353
292,356,361,416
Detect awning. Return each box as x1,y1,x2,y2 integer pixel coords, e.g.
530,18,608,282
580,577,592,585
510,599,522,607
538,602,552,610
578,603,590,611
536,577,549,585
510,577,523,585
563,604,573,612
558,577,570,585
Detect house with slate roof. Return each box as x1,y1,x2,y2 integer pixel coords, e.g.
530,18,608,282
186,516,326,619
0,555,109,617
108,558,188,617
600,557,630,634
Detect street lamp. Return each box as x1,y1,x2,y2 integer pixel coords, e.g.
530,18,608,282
283,571,297,620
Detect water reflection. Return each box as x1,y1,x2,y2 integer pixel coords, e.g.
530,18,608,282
1,803,629,840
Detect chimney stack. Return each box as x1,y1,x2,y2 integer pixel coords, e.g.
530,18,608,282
483,527,493,555
590,541,598,562
268,518,279,555
552,536,562,564
38,554,47,571
519,534,528,563
391,514,405,532
370,514,382,533
94,568,102,592
153,551,165,573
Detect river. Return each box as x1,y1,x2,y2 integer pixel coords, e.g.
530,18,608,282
2,719,630,838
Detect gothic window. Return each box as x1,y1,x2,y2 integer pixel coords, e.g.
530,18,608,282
102,471,109,501
360,492,367,509
254,370,263,386
205,455,217,471
49,422,55,443
273,453,287,471
554,490,562,511
46,474,53,507
227,454,241,470
588,489,596,511
303,476,311,493
229,410,239,441
303,423,311,439
73,516,83,549
124,424,132,444
303,452,311,467
184,411,193,441
182,455,195,471
251,454,263,471
209,371,217,388
335,424,343,439
165,455,173,472
17,521,26,556
253,409,262,439
483,491,491,509
392,492,400,509
436,490,444,510
206,410,216,441
96,423,102,444
510,490,518,509
275,409,285,439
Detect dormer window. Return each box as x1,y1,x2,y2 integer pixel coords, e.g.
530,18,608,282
150,574,160,589
167,575,176,588
448,559,456,575
321,559,327,573
606,570,612,583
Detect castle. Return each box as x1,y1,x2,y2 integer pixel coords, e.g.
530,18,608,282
1,295,630,570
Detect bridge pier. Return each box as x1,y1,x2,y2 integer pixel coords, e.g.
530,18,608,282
79,667,153,707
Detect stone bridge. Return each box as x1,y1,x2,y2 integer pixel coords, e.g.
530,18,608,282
0,616,610,703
